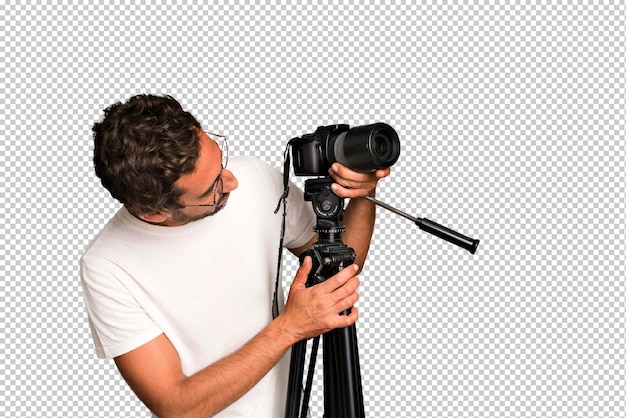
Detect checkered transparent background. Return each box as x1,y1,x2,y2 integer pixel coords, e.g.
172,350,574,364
2,2,625,417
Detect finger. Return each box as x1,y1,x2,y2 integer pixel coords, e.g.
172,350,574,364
318,264,359,293
330,183,370,199
329,163,374,183
328,165,386,199
291,256,312,290
335,306,359,328
332,282,360,311
330,163,390,181
375,167,391,179
331,278,360,309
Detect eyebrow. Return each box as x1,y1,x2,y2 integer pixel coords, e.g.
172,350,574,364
198,170,222,199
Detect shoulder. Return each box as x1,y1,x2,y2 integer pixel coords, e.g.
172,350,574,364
230,156,279,175
229,156,284,192
80,209,125,266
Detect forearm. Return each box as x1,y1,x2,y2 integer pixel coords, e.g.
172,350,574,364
164,319,297,418
116,262,360,418
342,196,376,272
327,163,389,273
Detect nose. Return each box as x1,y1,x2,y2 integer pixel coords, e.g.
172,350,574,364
221,169,238,193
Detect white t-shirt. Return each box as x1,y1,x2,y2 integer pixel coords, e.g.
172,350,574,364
80,156,316,418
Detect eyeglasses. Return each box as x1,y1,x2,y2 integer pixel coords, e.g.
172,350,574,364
208,132,228,170
182,132,228,208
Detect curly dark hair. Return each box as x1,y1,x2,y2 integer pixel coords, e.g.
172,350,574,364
92,95,202,215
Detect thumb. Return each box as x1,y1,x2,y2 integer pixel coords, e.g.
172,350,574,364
291,256,313,291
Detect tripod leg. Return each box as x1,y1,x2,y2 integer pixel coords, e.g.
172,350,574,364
323,331,341,417
300,336,320,418
323,321,365,418
285,339,308,418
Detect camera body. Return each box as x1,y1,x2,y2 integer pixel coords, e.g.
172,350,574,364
290,123,400,176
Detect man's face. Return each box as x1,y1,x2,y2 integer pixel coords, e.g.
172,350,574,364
164,130,238,226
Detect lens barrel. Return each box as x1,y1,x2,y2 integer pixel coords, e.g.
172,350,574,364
332,123,400,172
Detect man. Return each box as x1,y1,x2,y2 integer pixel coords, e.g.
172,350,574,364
80,94,390,417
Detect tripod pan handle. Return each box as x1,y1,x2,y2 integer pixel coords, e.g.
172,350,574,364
416,218,480,254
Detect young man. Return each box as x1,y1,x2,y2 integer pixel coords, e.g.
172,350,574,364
81,94,390,417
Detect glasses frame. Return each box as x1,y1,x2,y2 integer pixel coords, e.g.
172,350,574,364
182,132,228,208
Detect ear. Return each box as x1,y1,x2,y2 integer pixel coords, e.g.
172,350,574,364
138,212,169,224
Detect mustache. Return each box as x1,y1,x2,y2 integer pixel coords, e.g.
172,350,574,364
215,192,229,206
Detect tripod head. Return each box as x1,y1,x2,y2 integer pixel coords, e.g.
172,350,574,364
304,177,345,236
302,177,356,287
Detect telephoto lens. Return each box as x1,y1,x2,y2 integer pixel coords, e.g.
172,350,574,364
331,123,400,172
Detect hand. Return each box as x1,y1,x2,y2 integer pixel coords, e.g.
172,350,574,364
328,163,390,199
281,257,360,342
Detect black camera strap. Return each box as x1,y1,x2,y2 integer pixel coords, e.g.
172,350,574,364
272,139,296,319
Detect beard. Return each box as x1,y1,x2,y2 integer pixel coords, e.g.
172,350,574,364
171,193,229,223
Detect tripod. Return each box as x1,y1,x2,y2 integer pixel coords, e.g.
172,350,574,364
284,177,480,418
285,177,364,418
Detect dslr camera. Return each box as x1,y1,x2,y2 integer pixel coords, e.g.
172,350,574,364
290,123,401,176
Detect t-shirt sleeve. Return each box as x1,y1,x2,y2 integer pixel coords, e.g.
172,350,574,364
283,178,316,249
80,257,163,359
